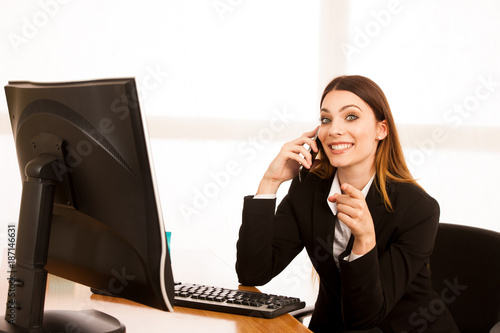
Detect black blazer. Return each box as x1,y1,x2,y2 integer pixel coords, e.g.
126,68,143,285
236,173,459,332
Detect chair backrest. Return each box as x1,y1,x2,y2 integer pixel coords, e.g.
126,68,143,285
429,223,500,333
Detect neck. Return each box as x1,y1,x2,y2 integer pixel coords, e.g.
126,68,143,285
337,166,375,191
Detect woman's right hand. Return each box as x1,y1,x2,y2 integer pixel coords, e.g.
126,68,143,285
256,127,319,195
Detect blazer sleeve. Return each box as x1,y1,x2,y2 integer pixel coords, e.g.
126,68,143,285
338,187,440,329
236,179,304,286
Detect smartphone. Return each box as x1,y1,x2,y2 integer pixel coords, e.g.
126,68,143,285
299,128,320,182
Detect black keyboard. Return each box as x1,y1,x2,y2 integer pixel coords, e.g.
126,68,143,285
174,282,306,319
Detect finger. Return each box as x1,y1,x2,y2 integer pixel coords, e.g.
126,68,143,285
303,139,319,154
337,203,359,220
337,212,354,228
328,193,352,204
298,145,314,165
337,196,366,214
301,126,320,153
308,137,319,153
303,126,319,139
340,183,364,200
282,150,310,169
287,138,318,166
288,136,316,153
284,144,313,168
331,193,352,205
328,194,338,203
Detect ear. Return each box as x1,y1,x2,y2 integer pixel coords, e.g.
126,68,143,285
376,120,388,140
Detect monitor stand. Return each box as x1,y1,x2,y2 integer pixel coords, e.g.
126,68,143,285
0,154,125,333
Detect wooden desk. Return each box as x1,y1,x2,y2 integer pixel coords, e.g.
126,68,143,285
0,248,311,332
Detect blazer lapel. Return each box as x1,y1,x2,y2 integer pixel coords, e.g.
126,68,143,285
366,182,387,228
310,176,342,293
311,176,335,262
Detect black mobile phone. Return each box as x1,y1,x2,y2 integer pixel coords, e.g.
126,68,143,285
299,129,320,182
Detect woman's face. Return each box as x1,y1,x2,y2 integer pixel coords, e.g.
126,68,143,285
318,89,387,176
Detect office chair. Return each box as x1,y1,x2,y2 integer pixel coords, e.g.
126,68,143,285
429,223,500,332
292,223,500,333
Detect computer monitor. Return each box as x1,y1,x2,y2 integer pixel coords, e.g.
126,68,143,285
1,78,175,332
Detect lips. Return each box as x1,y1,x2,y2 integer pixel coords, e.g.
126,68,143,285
329,142,354,154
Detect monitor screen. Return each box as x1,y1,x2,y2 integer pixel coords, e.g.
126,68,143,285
3,78,175,332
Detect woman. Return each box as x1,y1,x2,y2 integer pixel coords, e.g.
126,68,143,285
236,75,459,332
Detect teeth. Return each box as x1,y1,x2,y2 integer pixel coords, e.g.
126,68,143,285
330,144,352,150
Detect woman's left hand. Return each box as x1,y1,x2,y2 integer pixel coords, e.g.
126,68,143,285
328,183,376,256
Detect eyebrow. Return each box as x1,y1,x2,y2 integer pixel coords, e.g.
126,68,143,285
320,104,363,113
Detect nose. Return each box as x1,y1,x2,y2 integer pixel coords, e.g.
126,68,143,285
328,121,344,137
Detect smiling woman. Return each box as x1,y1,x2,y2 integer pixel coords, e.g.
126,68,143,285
313,75,415,212
236,75,460,332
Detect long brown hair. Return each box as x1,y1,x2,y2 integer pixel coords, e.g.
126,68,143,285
312,75,418,211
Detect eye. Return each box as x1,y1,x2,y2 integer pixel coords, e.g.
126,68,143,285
320,116,331,124
346,113,359,121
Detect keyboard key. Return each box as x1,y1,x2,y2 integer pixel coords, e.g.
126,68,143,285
173,282,305,319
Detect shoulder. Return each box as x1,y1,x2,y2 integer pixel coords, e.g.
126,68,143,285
288,173,332,198
387,181,440,218
370,181,441,252
279,173,332,212
388,181,438,206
